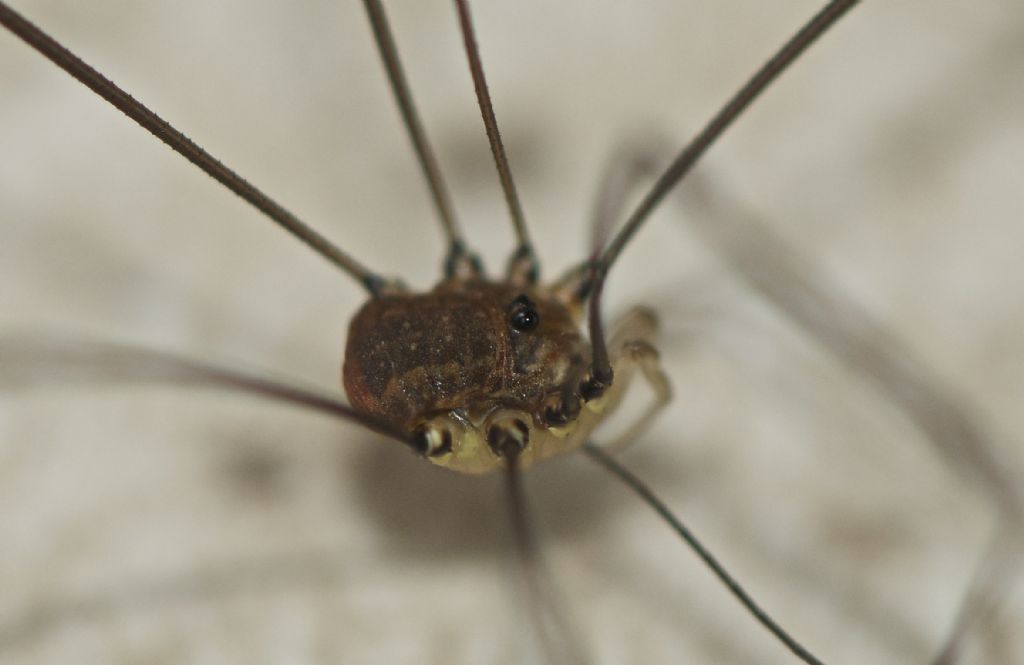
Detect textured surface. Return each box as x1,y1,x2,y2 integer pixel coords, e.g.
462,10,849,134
1,1,1023,663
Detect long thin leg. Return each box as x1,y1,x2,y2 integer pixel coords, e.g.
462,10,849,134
503,453,588,665
362,0,482,279
586,137,666,256
584,442,827,665
682,175,1024,664
452,0,539,284
585,0,861,385
0,2,391,296
0,335,415,449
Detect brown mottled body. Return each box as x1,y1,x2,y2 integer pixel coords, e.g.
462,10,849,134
343,281,587,431
342,272,669,474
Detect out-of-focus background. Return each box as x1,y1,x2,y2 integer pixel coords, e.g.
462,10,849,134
1,1,1023,663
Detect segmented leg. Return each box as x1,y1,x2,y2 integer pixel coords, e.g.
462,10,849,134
594,306,672,452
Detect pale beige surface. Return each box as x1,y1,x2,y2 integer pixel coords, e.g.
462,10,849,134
1,1,1023,663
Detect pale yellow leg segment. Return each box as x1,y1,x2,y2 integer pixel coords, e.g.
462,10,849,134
601,340,671,452
595,306,672,452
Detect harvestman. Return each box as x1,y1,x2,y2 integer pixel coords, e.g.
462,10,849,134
1,0,1019,662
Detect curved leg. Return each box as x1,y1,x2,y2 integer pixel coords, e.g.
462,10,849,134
602,339,671,452
586,136,669,254
595,306,672,452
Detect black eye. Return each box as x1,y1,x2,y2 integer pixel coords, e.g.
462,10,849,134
510,305,539,331
509,295,539,331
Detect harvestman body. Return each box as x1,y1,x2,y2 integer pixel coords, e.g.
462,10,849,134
2,0,1018,662
344,277,667,473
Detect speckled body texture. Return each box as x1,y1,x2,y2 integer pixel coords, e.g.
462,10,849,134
343,280,587,431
